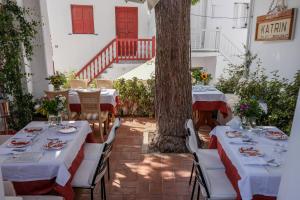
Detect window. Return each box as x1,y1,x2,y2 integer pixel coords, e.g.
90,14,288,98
233,3,249,29
71,5,94,34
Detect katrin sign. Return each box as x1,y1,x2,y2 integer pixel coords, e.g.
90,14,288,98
255,8,297,41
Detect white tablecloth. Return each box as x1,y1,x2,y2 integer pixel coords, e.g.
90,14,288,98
69,89,118,106
210,126,289,200
0,121,92,186
192,87,226,104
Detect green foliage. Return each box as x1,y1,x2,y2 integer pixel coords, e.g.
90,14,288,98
62,71,77,89
113,76,155,117
0,0,39,130
46,71,67,90
35,95,67,116
216,50,300,134
191,0,200,5
191,67,212,85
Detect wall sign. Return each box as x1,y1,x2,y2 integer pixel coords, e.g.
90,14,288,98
255,8,297,41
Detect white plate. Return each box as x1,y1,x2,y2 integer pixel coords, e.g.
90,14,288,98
7,139,32,148
43,141,67,150
58,126,77,134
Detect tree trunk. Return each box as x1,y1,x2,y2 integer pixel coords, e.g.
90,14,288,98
153,0,192,153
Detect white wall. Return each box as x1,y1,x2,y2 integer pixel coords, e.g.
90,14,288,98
278,90,300,200
248,0,300,80
191,55,217,83
19,0,54,98
46,0,154,72
191,0,249,50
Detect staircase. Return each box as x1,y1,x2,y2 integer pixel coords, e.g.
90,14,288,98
75,37,156,83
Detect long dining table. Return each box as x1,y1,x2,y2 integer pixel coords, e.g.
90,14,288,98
68,88,119,114
209,126,289,200
0,121,92,200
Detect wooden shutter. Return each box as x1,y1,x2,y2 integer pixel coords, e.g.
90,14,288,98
71,5,94,34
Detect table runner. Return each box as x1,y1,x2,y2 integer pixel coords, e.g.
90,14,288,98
209,126,288,200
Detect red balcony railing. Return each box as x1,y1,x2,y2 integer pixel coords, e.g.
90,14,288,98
76,36,156,82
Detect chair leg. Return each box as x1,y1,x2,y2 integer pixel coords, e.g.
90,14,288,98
197,184,200,200
191,176,196,200
90,188,94,200
189,163,194,185
107,157,110,180
101,177,106,200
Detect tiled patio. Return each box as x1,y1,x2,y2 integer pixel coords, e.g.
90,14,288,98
75,118,209,200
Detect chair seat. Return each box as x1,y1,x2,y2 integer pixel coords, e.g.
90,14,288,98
84,143,104,160
21,196,64,200
71,160,98,188
196,149,225,169
202,169,236,200
81,112,108,121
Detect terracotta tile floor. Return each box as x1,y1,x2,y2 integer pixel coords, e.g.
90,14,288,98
75,118,209,200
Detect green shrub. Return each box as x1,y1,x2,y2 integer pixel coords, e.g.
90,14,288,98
113,76,155,117
216,50,299,134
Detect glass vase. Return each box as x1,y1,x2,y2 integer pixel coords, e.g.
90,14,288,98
48,113,62,126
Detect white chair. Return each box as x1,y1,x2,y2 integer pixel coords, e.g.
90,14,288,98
72,143,108,200
84,118,121,180
185,119,225,186
191,153,236,200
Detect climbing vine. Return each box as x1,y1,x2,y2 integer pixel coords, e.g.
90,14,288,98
0,0,39,130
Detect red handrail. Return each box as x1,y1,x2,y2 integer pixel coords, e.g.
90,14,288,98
75,37,156,83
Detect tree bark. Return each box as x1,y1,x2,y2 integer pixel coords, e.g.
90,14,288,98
153,0,192,153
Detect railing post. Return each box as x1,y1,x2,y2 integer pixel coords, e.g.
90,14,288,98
115,37,119,63
152,36,156,57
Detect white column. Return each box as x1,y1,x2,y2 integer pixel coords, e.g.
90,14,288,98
278,90,300,199
21,0,54,98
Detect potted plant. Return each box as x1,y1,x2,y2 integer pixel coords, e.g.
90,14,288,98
192,67,212,85
35,95,67,125
46,71,67,91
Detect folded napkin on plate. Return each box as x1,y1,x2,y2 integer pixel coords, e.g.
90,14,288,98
226,116,242,130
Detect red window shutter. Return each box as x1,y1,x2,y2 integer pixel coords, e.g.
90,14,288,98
82,6,94,34
71,5,94,34
71,5,84,33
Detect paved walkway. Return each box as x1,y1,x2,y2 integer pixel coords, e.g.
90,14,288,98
75,118,205,200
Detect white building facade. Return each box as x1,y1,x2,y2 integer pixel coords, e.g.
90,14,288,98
247,0,300,80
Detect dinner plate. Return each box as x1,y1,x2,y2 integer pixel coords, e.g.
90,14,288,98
239,147,264,157
225,131,243,138
265,131,288,140
7,139,32,148
43,140,67,150
58,126,77,134
24,127,43,134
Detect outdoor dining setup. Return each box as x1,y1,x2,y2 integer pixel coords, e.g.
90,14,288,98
186,96,290,200
0,78,121,200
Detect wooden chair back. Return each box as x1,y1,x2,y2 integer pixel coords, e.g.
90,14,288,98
96,80,113,89
77,90,101,115
69,80,88,89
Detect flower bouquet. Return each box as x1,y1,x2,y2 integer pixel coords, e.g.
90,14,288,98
35,95,67,125
234,98,266,128
46,71,67,91
192,67,212,85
